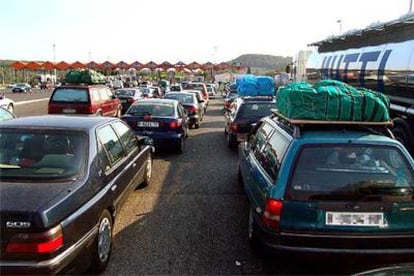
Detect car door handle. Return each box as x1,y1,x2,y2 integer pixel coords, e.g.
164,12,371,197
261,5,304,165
133,163,136,168
111,185,117,192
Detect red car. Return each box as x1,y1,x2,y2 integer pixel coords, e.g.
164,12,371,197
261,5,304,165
48,84,122,117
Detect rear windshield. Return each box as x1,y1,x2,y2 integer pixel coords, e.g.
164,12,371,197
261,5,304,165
164,94,195,104
183,84,204,91
115,89,137,96
237,102,274,118
127,103,174,116
51,88,89,103
287,145,414,202
0,129,87,181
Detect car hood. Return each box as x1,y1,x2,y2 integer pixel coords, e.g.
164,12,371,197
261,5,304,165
0,179,90,228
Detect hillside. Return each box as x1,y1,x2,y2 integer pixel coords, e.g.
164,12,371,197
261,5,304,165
228,54,292,74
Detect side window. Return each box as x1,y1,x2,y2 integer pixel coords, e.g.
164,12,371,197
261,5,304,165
91,88,101,103
100,88,111,101
97,125,125,166
259,131,290,181
250,122,273,154
112,121,137,154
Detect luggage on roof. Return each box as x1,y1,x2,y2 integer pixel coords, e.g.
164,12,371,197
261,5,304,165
65,69,106,84
276,79,390,122
235,75,274,96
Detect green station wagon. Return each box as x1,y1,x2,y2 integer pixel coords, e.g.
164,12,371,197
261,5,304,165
238,112,414,256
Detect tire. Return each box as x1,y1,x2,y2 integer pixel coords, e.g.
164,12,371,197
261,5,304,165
238,165,244,186
89,210,113,274
227,132,236,149
175,137,185,154
248,205,268,257
142,154,152,187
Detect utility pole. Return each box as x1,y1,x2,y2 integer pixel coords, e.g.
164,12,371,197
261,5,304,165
337,19,342,35
53,43,57,84
410,0,413,12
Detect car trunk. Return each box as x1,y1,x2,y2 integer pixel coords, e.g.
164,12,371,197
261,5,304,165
279,199,414,250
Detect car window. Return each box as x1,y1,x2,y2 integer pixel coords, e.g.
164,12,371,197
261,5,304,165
100,88,112,101
250,122,274,160
97,125,125,165
112,121,137,154
51,88,89,103
115,89,136,96
237,102,275,118
287,145,414,202
90,88,102,102
258,131,290,181
128,103,174,116
0,130,86,180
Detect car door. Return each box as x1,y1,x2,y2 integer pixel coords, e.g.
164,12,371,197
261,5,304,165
112,120,148,189
241,122,274,208
96,124,130,210
99,88,115,116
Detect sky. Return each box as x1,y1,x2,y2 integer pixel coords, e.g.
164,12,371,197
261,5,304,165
0,0,411,64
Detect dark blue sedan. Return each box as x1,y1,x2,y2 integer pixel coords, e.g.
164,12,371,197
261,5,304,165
0,115,153,274
121,98,189,153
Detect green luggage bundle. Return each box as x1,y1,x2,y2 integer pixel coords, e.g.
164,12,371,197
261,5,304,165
65,69,106,84
276,80,390,122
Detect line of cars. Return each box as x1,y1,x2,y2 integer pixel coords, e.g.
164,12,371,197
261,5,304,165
0,82,156,274
0,80,213,274
221,86,414,267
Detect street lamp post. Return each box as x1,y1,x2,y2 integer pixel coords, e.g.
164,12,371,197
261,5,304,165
337,20,342,35
410,0,413,12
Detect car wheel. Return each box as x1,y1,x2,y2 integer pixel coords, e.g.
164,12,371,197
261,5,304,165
176,137,185,154
89,210,113,274
238,165,244,186
227,133,236,149
142,154,152,187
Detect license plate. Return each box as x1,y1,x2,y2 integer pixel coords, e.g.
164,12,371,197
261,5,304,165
121,99,127,103
138,121,159,127
62,108,76,114
326,212,384,226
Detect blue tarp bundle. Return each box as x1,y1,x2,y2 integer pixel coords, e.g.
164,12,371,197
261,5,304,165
235,75,274,96
256,76,275,95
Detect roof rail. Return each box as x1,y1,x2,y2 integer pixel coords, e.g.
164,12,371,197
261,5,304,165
270,109,394,138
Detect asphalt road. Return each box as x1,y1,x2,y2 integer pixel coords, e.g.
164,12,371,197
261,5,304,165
7,90,409,275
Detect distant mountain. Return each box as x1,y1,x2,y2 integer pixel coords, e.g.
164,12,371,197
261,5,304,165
228,54,292,73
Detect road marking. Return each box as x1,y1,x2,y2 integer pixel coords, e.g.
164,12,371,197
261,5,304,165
15,98,49,106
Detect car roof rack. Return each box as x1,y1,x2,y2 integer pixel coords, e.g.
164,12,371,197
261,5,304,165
270,109,394,139
240,95,275,101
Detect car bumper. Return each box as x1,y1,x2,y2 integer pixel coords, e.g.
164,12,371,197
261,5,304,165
0,224,98,274
253,220,414,255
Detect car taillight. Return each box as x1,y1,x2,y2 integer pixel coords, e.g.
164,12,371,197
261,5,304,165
127,98,135,103
187,106,198,114
6,225,63,254
262,199,283,230
230,123,238,132
169,120,182,129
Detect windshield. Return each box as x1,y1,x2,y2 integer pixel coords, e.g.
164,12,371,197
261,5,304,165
127,103,174,116
287,145,414,202
51,88,89,103
237,102,275,118
0,129,87,181
164,94,195,104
